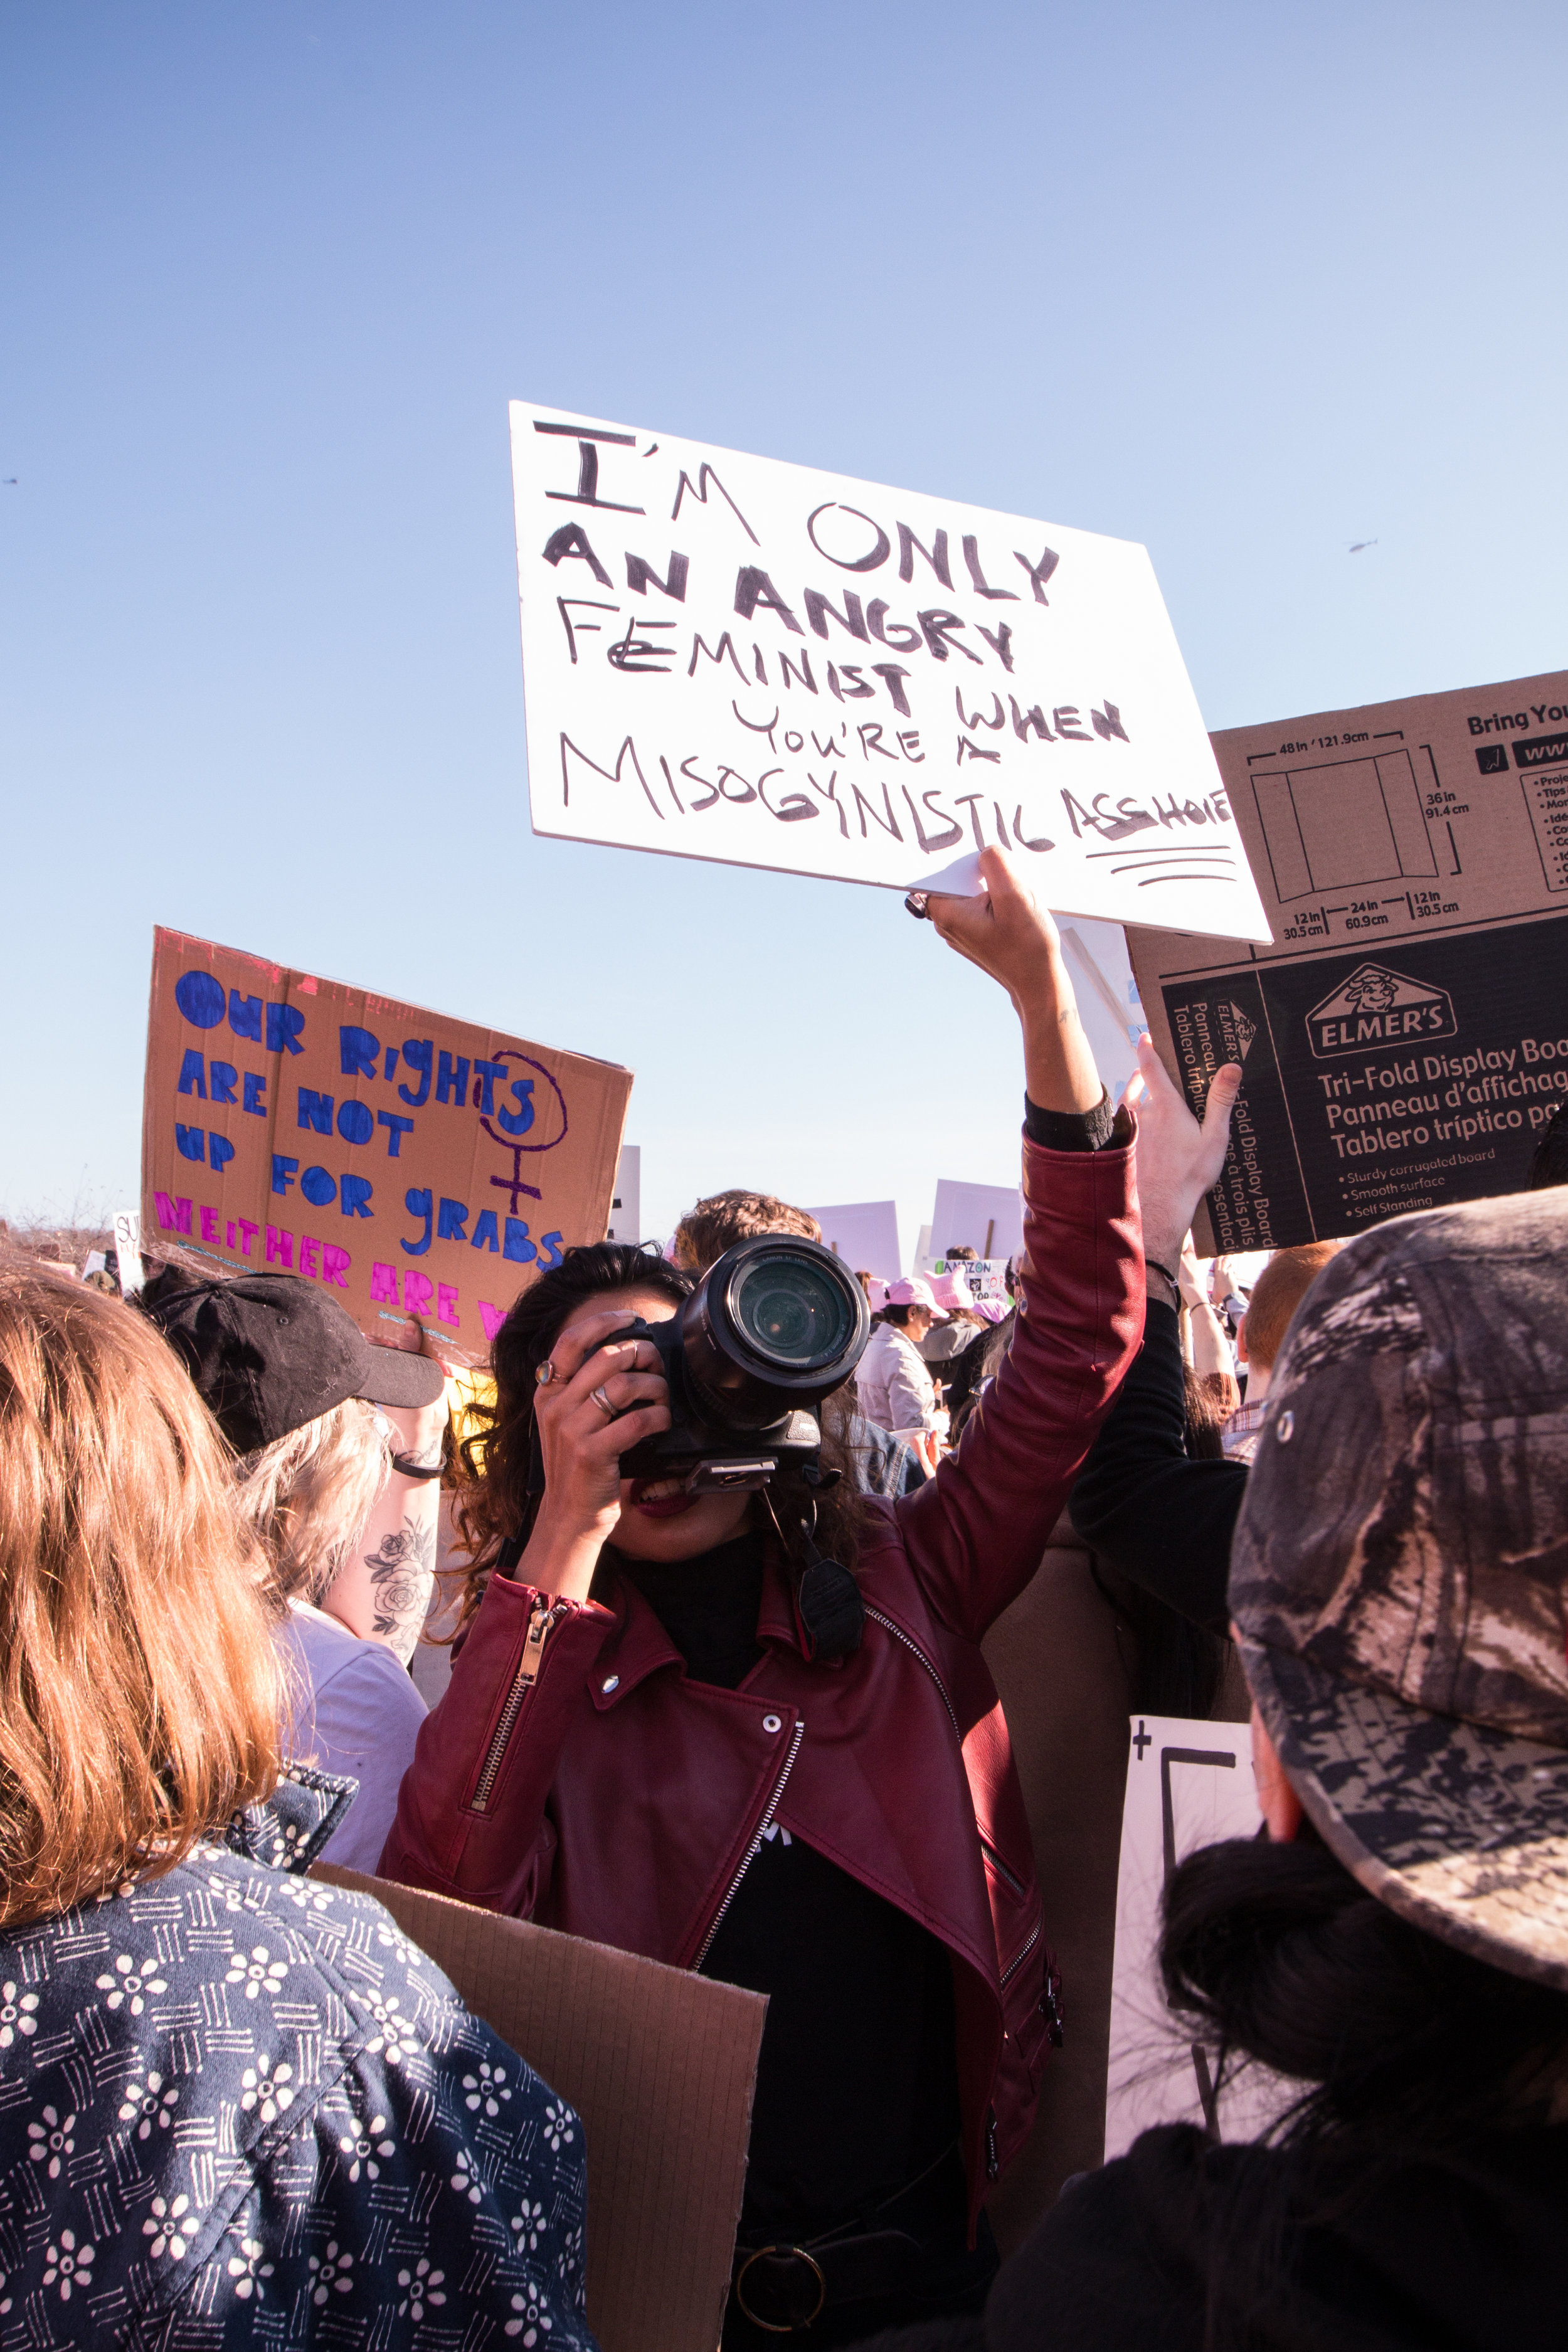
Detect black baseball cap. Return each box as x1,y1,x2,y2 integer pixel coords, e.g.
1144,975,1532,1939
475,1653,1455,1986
145,1272,446,1455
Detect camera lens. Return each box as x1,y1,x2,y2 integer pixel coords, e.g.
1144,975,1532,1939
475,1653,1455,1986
730,1253,856,1370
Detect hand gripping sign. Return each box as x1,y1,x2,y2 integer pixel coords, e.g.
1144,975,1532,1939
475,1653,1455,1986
509,404,1271,942
142,928,632,1365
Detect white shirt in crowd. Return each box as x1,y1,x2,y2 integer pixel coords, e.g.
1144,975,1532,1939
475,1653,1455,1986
856,1322,941,1436
273,1599,427,1873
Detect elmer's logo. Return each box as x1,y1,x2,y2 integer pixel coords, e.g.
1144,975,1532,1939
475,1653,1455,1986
1307,963,1457,1058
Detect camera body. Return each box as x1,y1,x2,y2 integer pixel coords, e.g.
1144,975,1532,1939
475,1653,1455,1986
594,1235,872,1491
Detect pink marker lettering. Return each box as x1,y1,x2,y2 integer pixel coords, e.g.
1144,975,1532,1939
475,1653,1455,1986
200,1205,220,1244
371,1262,400,1304
403,1271,434,1316
266,1225,294,1269
299,1234,321,1279
322,1245,351,1288
437,1283,460,1327
154,1193,193,1236
236,1218,260,1258
479,1300,509,1343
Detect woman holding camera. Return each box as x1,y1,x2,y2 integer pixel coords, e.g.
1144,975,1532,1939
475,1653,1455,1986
383,852,1210,2347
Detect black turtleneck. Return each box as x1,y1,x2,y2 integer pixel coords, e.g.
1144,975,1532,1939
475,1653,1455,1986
618,1532,965,2243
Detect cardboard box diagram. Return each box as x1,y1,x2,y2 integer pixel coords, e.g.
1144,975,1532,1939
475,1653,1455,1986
1127,668,1568,1249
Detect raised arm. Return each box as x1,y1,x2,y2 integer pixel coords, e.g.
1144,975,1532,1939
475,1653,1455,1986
888,852,1144,1636
1069,1038,1245,1636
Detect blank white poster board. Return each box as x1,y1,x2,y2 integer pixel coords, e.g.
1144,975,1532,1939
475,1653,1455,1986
607,1144,642,1244
806,1197,901,1274
510,404,1271,936
928,1179,1023,1265
1106,1714,1293,2158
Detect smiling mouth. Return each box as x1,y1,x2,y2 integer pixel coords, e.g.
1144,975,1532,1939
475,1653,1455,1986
629,1476,697,1517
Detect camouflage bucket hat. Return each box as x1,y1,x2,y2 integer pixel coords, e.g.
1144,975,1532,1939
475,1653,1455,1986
1229,1187,1568,1989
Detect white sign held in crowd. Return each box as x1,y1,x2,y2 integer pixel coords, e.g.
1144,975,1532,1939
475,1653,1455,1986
805,1198,901,1275
510,404,1273,939
112,1209,146,1296
928,1177,1023,1266
930,1255,1010,1303
606,1144,642,1244
1106,1714,1292,2156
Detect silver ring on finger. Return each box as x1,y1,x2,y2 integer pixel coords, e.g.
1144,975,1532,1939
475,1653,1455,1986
590,1384,617,1420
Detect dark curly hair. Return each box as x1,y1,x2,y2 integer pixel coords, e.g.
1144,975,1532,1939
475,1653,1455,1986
451,1241,864,1627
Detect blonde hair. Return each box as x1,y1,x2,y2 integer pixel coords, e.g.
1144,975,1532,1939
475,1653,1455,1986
0,1260,282,1926
235,1397,390,1608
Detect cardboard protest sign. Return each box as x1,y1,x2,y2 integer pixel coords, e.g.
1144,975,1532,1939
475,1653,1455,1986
805,1197,901,1275
929,1177,1023,1265
1128,669,1568,1251
314,1868,765,2352
1106,1715,1289,2157
142,930,631,1365
509,403,1272,940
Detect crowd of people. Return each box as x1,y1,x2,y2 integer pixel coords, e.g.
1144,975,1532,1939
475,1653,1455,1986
1,847,1564,2349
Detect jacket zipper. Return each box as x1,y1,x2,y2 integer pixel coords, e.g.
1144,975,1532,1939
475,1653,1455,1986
1000,1915,1042,1988
469,1598,569,1814
979,1834,1028,1899
693,1719,806,1970
862,1604,961,1742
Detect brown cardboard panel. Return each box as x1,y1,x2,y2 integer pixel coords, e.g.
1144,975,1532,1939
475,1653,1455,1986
140,930,632,1365
1126,670,1568,1250
314,1866,765,2352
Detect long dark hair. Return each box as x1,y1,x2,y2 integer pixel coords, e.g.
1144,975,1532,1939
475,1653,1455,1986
452,1241,864,1624
1157,1834,1568,2341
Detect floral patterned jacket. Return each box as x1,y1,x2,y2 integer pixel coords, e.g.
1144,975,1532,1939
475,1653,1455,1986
0,1769,596,2349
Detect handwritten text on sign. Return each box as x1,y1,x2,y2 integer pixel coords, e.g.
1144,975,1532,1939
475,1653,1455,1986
140,930,631,1364
509,405,1271,941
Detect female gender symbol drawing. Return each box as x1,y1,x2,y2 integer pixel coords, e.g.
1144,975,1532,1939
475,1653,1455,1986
479,1051,569,1214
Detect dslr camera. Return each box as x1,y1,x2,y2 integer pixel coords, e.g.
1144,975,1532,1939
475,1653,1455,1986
594,1236,871,1492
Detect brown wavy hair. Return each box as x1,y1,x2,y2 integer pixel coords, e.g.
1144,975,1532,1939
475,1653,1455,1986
452,1241,864,1626
0,1260,282,1926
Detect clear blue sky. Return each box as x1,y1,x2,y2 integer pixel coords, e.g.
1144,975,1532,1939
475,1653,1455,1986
5,2,1565,1253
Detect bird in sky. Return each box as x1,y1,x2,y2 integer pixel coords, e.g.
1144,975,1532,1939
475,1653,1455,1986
1348,538,1377,553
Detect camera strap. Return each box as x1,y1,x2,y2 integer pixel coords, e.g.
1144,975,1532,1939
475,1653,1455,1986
767,1492,865,1660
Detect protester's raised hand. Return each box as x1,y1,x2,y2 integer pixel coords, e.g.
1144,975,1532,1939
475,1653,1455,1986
1123,1036,1242,1270
924,847,1062,1002
924,849,1101,1113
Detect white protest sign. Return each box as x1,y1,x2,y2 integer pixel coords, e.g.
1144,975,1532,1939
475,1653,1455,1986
805,1198,901,1276
607,1145,642,1244
928,1177,1023,1266
1106,1714,1293,2157
509,405,1273,939
931,1255,1010,1302
112,1209,146,1296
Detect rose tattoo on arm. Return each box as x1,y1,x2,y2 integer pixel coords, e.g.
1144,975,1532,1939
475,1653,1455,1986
364,1512,438,1660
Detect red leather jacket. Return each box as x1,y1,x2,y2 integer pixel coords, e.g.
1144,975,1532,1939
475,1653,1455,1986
381,1131,1142,2232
